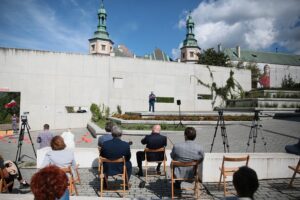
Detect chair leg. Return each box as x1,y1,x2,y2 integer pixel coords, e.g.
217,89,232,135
289,171,297,187
100,174,103,197
171,168,174,199
145,161,148,182
73,180,78,196
218,171,222,190
223,175,226,196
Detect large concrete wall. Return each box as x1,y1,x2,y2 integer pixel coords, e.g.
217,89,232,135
0,48,251,130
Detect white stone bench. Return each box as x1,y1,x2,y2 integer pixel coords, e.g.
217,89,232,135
37,148,299,182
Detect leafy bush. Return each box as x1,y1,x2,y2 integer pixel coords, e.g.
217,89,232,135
90,103,100,122
281,74,300,89
117,105,122,114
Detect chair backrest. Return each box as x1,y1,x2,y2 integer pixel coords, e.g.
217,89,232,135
144,147,166,161
99,156,125,164
171,160,199,167
99,156,126,175
221,155,250,169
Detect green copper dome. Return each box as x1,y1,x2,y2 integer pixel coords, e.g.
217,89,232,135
89,0,113,43
181,14,199,48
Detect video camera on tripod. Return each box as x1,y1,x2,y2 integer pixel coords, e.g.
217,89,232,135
15,112,36,163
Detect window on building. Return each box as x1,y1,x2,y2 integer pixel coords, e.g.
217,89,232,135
101,45,106,51
182,52,185,59
113,77,123,88
190,52,194,58
197,94,212,100
91,44,95,51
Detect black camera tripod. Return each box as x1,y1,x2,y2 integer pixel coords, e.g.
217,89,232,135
15,117,37,163
210,109,230,153
246,110,267,152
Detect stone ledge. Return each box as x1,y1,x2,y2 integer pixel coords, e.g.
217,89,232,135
37,148,299,182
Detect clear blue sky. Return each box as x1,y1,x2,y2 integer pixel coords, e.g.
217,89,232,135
0,0,299,58
0,0,200,57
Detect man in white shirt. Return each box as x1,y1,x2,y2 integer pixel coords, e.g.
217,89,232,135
61,129,75,149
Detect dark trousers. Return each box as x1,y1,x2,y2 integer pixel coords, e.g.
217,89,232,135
149,102,155,112
136,151,161,173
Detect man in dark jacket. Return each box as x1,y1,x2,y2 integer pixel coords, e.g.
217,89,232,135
100,126,132,180
136,124,167,176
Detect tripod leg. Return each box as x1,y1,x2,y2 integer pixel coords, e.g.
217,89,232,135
210,116,220,153
25,123,37,158
220,115,230,153
15,124,24,162
246,123,254,152
258,123,268,152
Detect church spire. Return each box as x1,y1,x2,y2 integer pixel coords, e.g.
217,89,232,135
180,12,200,63
88,0,114,55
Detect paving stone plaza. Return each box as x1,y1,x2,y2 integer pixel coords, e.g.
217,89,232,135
0,115,299,199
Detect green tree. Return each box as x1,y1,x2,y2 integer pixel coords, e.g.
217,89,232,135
245,63,261,89
198,48,230,67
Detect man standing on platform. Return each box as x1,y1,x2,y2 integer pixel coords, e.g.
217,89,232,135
136,124,167,176
148,91,156,112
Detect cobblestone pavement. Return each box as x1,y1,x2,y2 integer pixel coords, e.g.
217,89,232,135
1,116,299,199
8,167,300,199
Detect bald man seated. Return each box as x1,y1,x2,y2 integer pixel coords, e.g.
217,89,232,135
136,125,167,177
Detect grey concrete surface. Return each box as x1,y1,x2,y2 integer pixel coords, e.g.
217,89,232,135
0,116,299,199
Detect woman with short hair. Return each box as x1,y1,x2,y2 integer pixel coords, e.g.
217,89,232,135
41,135,76,168
31,165,69,200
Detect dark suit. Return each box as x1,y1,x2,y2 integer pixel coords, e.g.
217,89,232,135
100,138,132,179
136,133,167,174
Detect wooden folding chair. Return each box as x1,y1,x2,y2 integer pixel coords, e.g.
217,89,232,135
74,164,81,184
0,169,13,193
60,166,78,196
144,147,167,182
289,158,300,187
98,156,129,197
218,155,250,196
171,160,200,199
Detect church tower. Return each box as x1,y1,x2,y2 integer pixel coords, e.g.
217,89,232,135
89,0,114,55
180,14,200,63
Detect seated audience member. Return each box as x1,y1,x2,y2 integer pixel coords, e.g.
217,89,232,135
0,154,30,192
61,129,75,149
285,139,300,155
100,125,132,181
98,121,114,147
41,135,76,169
136,124,167,177
37,124,53,149
31,165,69,200
223,166,259,200
170,127,204,189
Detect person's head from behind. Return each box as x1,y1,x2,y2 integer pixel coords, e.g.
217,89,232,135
233,166,259,198
184,127,197,141
152,124,161,134
111,125,122,138
31,165,68,200
44,124,50,130
105,121,114,133
51,135,66,150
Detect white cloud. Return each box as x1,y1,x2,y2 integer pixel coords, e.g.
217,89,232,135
0,0,90,52
175,0,300,56
171,43,182,60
